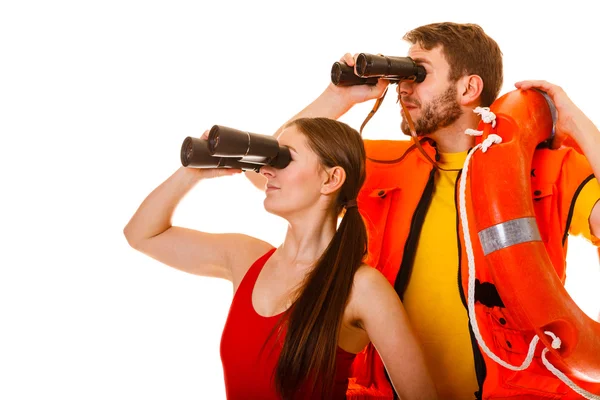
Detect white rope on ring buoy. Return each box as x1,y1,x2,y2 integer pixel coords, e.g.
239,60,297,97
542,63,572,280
465,128,484,136
474,106,497,127
458,109,600,399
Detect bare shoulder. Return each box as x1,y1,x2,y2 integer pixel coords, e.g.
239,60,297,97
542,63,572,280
227,234,275,285
347,265,399,319
352,264,394,294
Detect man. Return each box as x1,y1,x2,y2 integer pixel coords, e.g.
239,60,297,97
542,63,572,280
247,22,600,399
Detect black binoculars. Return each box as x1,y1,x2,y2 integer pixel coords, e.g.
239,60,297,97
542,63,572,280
180,125,291,172
331,53,426,86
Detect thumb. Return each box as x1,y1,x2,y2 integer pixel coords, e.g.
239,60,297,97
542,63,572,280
550,130,566,150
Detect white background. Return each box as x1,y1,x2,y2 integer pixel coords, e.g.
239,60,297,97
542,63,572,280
1,1,599,399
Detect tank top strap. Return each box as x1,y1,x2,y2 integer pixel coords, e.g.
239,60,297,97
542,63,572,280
235,247,277,301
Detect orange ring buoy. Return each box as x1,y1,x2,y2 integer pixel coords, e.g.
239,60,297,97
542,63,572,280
467,88,600,392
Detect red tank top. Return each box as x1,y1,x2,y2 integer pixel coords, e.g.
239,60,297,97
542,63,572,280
220,248,356,399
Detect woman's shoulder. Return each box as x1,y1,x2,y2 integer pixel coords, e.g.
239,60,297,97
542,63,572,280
353,264,391,290
228,234,275,283
346,265,404,330
348,265,396,310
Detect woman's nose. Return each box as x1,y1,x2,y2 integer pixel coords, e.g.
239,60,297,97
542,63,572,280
259,165,275,178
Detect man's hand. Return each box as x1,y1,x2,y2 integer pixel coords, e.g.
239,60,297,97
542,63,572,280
514,80,592,149
328,53,390,106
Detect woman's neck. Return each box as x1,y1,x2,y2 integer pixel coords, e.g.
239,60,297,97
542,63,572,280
277,213,337,268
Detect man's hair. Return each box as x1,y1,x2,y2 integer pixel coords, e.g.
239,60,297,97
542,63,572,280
404,22,503,107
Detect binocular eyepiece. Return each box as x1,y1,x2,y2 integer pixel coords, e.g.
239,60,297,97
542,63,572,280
180,125,291,172
331,53,426,86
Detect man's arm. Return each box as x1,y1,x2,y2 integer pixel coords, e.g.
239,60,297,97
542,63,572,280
246,54,389,190
515,80,600,237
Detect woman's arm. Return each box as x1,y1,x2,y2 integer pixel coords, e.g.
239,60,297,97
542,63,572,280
352,266,438,399
124,165,272,282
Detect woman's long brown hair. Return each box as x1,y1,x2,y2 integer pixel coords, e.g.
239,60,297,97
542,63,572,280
272,117,368,399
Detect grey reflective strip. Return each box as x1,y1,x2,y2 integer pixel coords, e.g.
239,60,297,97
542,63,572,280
478,217,542,256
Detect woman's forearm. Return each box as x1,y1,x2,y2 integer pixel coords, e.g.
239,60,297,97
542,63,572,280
123,167,203,248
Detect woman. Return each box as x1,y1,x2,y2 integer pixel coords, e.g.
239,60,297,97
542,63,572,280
124,117,436,399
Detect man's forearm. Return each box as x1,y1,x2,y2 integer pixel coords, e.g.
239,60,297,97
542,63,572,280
272,86,353,138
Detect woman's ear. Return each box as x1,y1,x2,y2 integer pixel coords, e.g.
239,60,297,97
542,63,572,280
321,166,346,195
459,75,483,106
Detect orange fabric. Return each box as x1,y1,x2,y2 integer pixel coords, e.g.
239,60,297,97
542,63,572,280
350,132,599,398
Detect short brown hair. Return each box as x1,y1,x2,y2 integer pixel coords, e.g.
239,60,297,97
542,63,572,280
404,22,503,107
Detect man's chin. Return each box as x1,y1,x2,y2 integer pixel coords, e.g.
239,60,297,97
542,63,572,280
400,122,425,138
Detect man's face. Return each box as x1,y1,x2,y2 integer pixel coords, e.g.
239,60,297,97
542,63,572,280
397,44,463,137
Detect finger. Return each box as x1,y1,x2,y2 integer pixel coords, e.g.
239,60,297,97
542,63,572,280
550,140,561,150
373,78,390,95
550,131,566,150
514,80,550,91
341,53,354,66
517,81,568,104
206,168,243,179
218,168,242,176
200,129,210,140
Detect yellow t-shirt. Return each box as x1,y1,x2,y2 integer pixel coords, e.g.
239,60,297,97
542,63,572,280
402,151,600,399
570,177,600,245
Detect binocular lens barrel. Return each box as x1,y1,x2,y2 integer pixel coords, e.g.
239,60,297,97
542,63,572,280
208,125,280,159
330,53,426,86
330,62,379,86
180,136,267,171
180,125,291,171
355,53,426,83
181,136,195,166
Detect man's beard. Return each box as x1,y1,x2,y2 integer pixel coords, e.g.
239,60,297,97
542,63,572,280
400,85,463,137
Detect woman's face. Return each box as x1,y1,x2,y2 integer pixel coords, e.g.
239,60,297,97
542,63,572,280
259,125,328,219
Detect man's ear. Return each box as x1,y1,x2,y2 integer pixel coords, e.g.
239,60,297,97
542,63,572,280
458,75,483,106
321,166,346,195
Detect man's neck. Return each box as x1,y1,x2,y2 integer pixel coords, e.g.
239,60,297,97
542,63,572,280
428,128,475,153
428,112,480,153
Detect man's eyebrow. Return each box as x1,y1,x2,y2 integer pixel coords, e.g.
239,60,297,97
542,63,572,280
411,57,431,66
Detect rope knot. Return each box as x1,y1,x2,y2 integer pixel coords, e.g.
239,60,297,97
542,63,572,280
474,106,497,127
481,134,503,153
544,331,562,349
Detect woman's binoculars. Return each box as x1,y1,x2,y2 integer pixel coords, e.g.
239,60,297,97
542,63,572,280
331,53,426,86
180,125,291,172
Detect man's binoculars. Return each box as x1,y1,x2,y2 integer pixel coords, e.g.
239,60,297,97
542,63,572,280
331,53,426,86
180,125,291,172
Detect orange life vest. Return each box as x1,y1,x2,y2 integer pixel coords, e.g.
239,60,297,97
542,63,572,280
348,97,598,398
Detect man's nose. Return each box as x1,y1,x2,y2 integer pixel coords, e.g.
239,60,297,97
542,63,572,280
398,80,415,97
